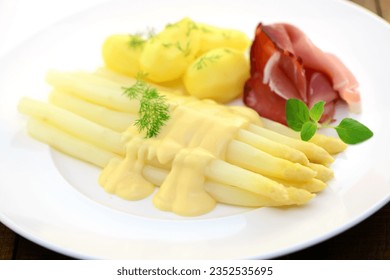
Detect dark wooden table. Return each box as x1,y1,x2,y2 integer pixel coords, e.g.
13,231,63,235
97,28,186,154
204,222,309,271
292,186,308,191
1,0,390,260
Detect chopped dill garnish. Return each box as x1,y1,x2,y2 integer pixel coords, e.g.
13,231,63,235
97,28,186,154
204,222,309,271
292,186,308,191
161,40,191,56
128,35,146,49
193,53,222,70
123,77,170,138
128,28,156,49
175,41,191,56
185,21,198,37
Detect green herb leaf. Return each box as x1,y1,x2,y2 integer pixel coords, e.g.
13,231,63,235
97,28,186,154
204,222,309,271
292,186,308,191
285,98,373,145
300,121,317,141
334,118,374,144
193,53,222,70
286,98,310,131
123,79,170,138
128,28,156,49
128,35,147,49
309,101,325,122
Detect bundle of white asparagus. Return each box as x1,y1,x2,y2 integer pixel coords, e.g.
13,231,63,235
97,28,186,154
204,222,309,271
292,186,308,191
18,69,347,216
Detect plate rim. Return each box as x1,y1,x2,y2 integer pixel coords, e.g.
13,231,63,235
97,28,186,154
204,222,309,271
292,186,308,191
1,0,390,259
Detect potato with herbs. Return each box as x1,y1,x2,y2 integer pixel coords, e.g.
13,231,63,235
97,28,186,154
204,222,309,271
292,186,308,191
102,34,145,77
197,23,250,55
140,18,201,83
183,48,250,103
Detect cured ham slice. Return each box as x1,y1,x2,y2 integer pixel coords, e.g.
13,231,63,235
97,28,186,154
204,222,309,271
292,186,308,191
244,23,361,125
244,72,288,124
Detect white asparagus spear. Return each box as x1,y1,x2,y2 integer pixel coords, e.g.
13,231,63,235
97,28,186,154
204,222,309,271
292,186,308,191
236,129,309,165
18,97,124,156
226,140,315,183
49,90,135,132
260,117,347,154
26,119,118,168
248,124,334,165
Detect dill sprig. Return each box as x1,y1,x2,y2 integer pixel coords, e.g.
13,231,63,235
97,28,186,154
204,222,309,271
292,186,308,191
128,28,156,49
193,53,222,70
128,35,146,49
123,78,170,138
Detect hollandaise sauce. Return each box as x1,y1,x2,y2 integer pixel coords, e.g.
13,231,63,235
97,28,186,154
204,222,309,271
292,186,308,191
98,98,257,216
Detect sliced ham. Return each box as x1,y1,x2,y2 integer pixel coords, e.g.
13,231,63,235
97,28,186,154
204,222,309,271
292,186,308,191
306,70,338,122
244,72,287,124
244,23,361,125
263,51,307,101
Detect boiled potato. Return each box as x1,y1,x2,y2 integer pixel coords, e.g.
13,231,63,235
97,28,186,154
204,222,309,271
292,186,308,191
183,48,249,103
102,34,144,77
140,18,201,83
197,23,250,54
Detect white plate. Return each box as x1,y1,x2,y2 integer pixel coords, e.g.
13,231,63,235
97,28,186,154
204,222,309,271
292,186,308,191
1,0,390,259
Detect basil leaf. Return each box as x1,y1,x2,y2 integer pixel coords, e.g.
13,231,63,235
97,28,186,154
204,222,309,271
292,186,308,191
300,121,317,141
334,118,374,144
286,99,310,131
309,101,325,122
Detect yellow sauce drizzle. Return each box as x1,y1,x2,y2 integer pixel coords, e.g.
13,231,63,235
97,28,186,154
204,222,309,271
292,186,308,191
153,148,216,216
99,98,254,216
